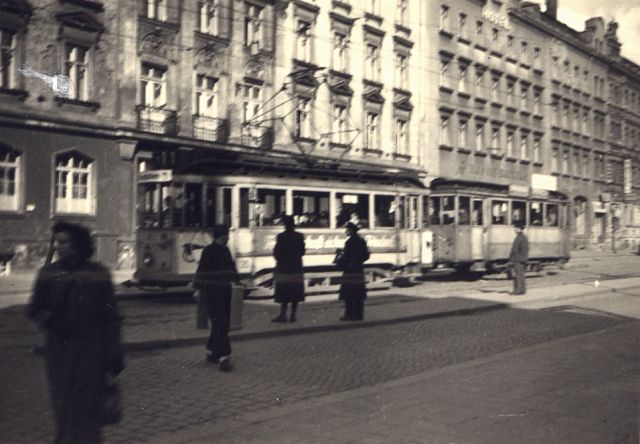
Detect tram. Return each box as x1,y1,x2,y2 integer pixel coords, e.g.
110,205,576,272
427,179,570,274
134,151,432,297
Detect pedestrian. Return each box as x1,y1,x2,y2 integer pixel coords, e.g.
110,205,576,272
272,215,306,323
27,221,125,444
193,224,238,371
336,222,370,321
509,220,529,295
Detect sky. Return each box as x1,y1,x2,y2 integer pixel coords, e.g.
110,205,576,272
528,0,640,65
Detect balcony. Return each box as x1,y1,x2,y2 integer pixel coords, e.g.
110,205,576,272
241,125,273,149
137,106,177,135
193,115,228,143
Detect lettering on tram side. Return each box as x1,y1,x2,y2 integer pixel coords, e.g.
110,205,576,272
254,232,397,255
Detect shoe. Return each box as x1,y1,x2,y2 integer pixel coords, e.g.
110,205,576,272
289,315,296,323
218,355,232,372
206,353,220,364
339,316,351,321
271,315,287,323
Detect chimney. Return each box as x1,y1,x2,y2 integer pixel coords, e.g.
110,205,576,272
546,0,558,19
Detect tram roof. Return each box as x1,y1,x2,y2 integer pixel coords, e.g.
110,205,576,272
430,178,569,200
174,151,427,189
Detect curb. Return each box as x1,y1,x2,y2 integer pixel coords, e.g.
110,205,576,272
123,302,508,352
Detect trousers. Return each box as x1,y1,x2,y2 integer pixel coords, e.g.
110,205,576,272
205,287,232,357
512,262,526,295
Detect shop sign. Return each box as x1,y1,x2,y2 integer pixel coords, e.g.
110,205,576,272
138,169,173,183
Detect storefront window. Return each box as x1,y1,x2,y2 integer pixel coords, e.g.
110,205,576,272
256,188,286,227
512,200,526,226
458,196,470,225
491,200,508,225
530,202,543,226
293,190,330,227
337,193,370,228
374,194,396,227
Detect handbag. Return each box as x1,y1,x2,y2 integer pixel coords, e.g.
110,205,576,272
103,375,122,425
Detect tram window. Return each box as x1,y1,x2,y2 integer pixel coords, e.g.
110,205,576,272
173,182,184,227
204,185,216,228
472,200,483,225
491,200,508,225
185,183,203,227
141,183,160,228
458,196,470,225
422,196,429,228
256,188,287,226
442,196,455,225
374,195,396,227
429,197,440,225
406,196,418,229
223,188,232,226
239,188,250,228
512,200,526,226
337,193,369,228
293,190,330,227
530,202,543,226
546,204,559,227
398,196,406,228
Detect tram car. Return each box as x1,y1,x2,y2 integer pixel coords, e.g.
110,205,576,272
134,151,432,297
427,179,570,275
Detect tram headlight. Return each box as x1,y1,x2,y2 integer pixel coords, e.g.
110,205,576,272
142,252,154,268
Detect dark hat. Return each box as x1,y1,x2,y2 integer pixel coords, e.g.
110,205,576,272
345,222,359,232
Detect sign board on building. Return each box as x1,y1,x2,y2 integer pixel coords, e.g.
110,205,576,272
531,174,557,192
138,169,173,183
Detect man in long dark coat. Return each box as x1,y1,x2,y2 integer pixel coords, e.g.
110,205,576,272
28,222,124,444
193,224,238,371
509,221,529,295
337,222,370,321
272,215,306,323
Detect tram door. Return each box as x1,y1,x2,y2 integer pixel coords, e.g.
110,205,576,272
470,198,484,259
405,195,421,263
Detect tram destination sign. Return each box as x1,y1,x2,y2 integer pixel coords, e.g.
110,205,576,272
138,169,173,183
252,231,398,255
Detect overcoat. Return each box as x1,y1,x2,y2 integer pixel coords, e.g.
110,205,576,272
28,259,124,443
509,232,529,263
337,234,370,302
273,230,306,303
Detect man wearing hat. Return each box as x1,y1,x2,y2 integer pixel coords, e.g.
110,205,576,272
336,222,370,320
509,220,529,295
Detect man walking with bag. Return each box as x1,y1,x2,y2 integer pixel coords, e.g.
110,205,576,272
194,224,239,371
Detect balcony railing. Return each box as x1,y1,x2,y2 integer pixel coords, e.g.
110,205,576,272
193,115,228,143
241,124,273,149
137,106,177,135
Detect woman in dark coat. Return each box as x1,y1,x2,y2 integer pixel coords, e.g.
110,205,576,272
272,215,306,322
28,222,124,444
337,222,370,321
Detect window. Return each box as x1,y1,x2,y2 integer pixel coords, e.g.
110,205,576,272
295,97,312,139
397,0,408,25
458,196,470,225
582,109,589,134
365,43,380,81
0,29,16,89
507,35,513,57
491,200,508,225
440,5,450,31
458,63,467,93
365,112,380,149
474,68,484,97
520,85,528,109
533,47,540,69
337,193,369,228
145,0,166,21
491,126,500,151
367,0,380,15
521,41,528,64
198,0,218,35
475,122,484,151
562,150,569,174
533,137,541,163
458,13,467,38
506,130,514,157
490,75,499,102
512,201,526,226
552,56,559,78
54,152,93,215
140,64,166,107
255,188,286,226
244,4,262,48
439,114,450,146
506,79,514,106
429,196,440,225
574,151,581,176
472,199,483,225
0,146,20,212
529,202,543,226
333,32,348,72
441,196,454,225
194,74,218,117
475,20,483,43
395,53,408,89
296,20,312,63
546,204,559,227
240,82,261,123
293,190,330,227
574,66,580,87
520,132,528,159
458,119,467,148
375,195,396,227
395,119,408,155
63,44,89,101
551,146,559,172
332,104,348,144
440,59,450,88
533,90,541,114
491,28,499,44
